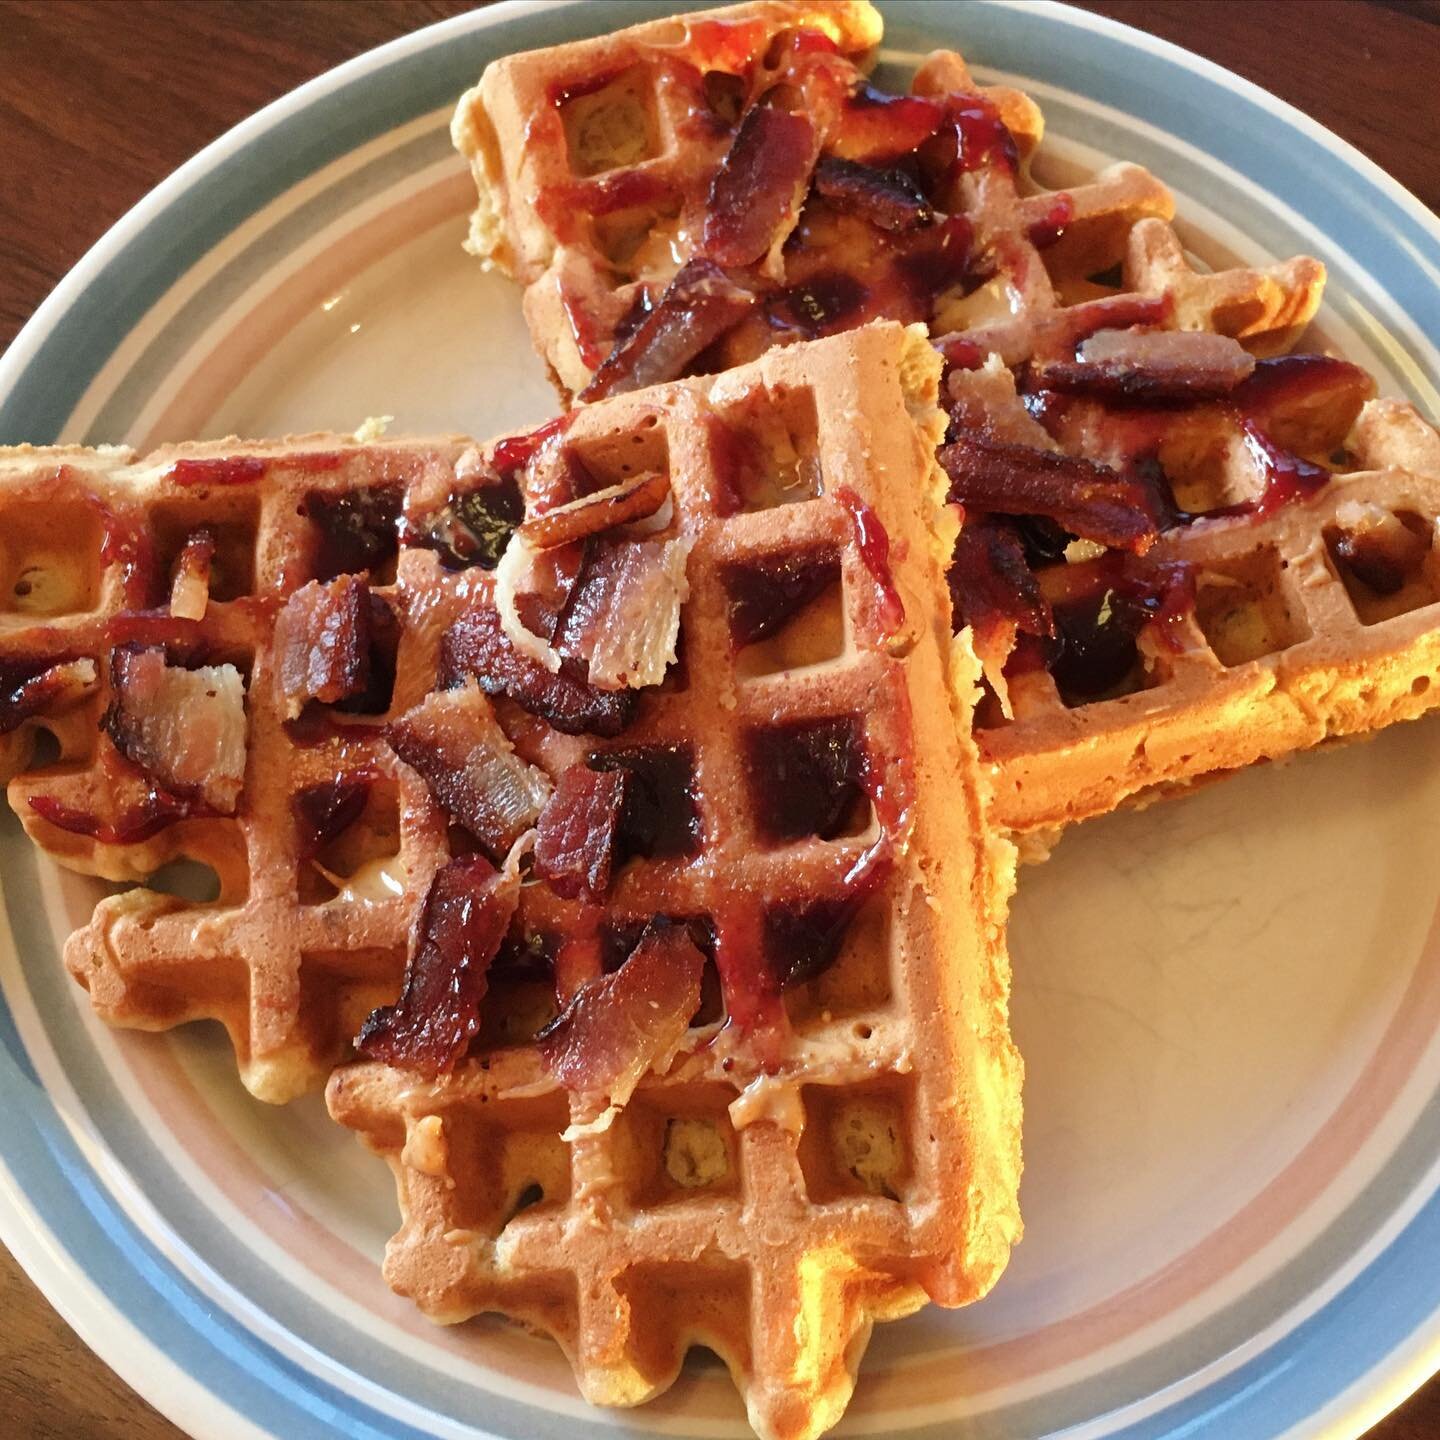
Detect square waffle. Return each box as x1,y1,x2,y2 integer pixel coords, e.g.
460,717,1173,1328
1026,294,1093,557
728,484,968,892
454,0,1440,842
325,322,1023,1439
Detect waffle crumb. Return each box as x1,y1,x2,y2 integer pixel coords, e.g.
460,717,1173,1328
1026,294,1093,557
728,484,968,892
833,1100,904,1199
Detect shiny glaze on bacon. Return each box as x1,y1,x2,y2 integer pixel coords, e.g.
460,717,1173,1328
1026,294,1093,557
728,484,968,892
273,576,377,717
293,776,373,858
441,602,638,737
387,685,550,859
536,922,704,1103
532,766,629,903
0,655,98,734
356,853,520,1076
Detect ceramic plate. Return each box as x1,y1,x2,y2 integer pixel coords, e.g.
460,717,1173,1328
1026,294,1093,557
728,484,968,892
3,3,1440,1437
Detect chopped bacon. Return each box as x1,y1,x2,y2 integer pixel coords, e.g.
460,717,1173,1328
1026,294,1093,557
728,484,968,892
272,576,379,718
536,922,704,1105
939,434,1161,552
722,546,840,646
829,83,946,164
1038,329,1256,402
440,603,638,737
703,105,818,268
812,154,933,232
104,647,247,813
0,656,98,734
293,776,372,859
356,852,520,1076
518,470,671,550
950,517,1053,641
388,683,551,857
555,536,691,690
168,530,215,620
580,259,756,401
1331,502,1431,595
532,765,629,902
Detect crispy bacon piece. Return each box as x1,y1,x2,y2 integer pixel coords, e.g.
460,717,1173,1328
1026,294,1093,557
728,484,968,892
388,683,551,857
518,470,671,550
940,434,1161,552
293,776,372,859
356,852,520,1076
536,922,704,1105
828,82,945,164
589,744,700,859
555,536,691,690
272,575,382,719
722,546,840,646
812,154,933,232
949,517,1053,641
703,105,818,268
533,765,629,903
168,530,215,621
580,260,755,402
104,647,247,813
0,656,99,734
440,603,637,737
1038,329,1256,402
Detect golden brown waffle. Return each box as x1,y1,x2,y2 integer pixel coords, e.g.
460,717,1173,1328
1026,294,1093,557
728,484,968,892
327,323,1022,1440
962,364,1440,833
0,433,475,1101
452,0,1324,400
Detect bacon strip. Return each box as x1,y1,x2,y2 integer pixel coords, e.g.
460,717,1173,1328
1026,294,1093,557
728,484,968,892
537,923,704,1105
273,576,376,719
1038,330,1256,402
580,259,755,402
293,776,372,859
532,765,629,903
0,656,98,735
949,516,1053,641
812,154,934,232
518,470,671,551
556,536,691,691
105,647,247,813
356,851,520,1076
388,683,551,857
939,434,1161,551
703,105,818,267
441,603,637,737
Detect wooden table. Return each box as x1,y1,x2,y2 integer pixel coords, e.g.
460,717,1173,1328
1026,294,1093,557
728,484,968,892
1,1,1437,1436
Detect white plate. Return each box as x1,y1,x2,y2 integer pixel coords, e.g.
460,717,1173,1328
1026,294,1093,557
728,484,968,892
3,3,1440,1437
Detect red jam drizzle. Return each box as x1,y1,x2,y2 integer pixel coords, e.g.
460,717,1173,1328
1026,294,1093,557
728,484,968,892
834,485,905,636
1027,192,1075,249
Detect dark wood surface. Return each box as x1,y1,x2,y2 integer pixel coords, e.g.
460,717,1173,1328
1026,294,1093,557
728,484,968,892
1,2,1437,1436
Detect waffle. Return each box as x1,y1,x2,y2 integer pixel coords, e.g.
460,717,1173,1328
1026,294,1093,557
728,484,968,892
0,432,488,1101
326,323,1023,1440
964,373,1440,833
453,0,1440,845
